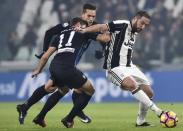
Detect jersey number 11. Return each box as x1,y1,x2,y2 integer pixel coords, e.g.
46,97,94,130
58,31,75,48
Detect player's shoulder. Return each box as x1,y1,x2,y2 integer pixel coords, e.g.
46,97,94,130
62,22,69,27
55,22,69,28
112,20,130,25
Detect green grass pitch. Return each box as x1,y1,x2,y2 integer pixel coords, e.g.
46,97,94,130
0,102,182,131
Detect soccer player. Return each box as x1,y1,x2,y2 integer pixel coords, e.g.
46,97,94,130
17,17,110,128
16,3,100,126
76,10,164,127
38,3,100,123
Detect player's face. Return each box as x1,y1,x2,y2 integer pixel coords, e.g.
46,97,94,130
133,16,150,33
82,9,96,26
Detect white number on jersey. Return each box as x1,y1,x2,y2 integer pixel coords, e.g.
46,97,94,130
58,31,75,48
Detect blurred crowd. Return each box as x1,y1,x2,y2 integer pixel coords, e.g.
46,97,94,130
1,0,183,70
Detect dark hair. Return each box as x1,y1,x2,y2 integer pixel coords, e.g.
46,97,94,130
70,17,88,26
83,3,96,13
135,10,150,19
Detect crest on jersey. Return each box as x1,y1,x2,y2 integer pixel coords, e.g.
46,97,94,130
63,22,69,27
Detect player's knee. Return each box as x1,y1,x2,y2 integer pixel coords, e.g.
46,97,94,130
58,87,69,95
87,84,95,95
86,84,95,96
73,89,82,94
121,77,137,91
44,85,56,93
90,85,95,95
80,80,95,96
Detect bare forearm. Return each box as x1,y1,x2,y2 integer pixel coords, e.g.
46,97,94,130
32,47,55,78
83,24,108,33
36,56,48,73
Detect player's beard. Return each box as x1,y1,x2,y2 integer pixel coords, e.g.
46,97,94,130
132,24,142,33
133,20,142,33
88,20,93,26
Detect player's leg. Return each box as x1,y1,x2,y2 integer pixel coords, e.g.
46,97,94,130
62,80,95,128
128,66,154,126
136,84,154,126
16,79,55,124
122,77,162,116
72,89,92,123
33,86,69,127
108,69,163,117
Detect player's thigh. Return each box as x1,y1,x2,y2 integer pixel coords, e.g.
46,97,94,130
122,76,138,91
67,68,88,89
130,65,150,86
130,66,153,97
57,86,70,95
77,79,95,95
44,79,57,92
107,67,138,91
81,80,95,95
107,66,138,86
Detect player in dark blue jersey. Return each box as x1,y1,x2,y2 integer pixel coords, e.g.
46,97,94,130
37,3,101,123
16,17,110,128
16,4,102,126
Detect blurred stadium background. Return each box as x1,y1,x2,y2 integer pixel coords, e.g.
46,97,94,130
0,0,183,130
0,0,183,131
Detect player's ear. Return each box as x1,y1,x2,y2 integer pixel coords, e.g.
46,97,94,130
81,13,85,19
133,17,138,22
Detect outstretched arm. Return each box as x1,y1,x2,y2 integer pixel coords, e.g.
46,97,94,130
43,24,64,52
76,24,109,33
32,47,56,77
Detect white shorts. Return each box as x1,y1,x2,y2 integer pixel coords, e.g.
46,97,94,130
106,65,150,87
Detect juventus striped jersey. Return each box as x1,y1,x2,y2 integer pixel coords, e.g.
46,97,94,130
103,20,137,70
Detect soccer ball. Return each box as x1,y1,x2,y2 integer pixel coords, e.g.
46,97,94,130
160,111,178,128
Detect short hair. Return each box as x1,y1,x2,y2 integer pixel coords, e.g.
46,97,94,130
70,17,88,26
135,10,150,19
82,3,96,13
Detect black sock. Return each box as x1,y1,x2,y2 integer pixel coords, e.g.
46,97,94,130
67,92,92,122
24,85,49,111
72,91,79,105
72,91,85,116
37,90,64,119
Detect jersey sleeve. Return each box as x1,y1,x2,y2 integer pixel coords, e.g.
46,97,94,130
107,20,129,32
43,23,69,52
49,35,60,49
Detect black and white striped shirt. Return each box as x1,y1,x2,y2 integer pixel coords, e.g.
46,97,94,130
103,20,137,70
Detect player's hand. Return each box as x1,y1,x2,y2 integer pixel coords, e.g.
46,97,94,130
74,27,85,33
31,69,40,78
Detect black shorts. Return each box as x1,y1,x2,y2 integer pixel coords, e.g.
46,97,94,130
49,62,87,89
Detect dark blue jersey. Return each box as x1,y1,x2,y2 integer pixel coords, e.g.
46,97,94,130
50,26,97,66
43,23,69,52
43,23,99,64
75,39,92,64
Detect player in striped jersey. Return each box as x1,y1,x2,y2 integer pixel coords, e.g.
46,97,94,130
76,10,164,127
